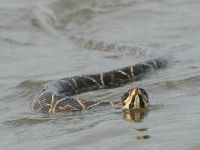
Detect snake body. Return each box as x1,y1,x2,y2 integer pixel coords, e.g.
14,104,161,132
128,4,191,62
32,58,167,113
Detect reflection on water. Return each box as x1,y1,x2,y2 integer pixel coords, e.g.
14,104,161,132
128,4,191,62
136,135,151,140
136,128,148,132
122,109,149,123
3,118,50,127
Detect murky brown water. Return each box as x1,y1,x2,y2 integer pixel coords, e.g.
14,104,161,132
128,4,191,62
0,0,200,149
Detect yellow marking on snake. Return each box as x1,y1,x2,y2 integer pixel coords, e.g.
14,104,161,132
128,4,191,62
152,60,158,69
115,70,130,79
141,63,153,68
49,94,70,113
71,78,78,89
130,66,135,78
76,98,86,110
66,81,76,92
100,73,105,87
87,101,102,109
49,93,57,113
84,76,102,88
59,104,72,111
56,96,74,111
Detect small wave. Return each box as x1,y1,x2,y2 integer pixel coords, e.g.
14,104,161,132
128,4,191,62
0,3,96,34
167,74,200,89
0,0,137,34
17,80,48,89
71,35,148,56
31,1,97,32
145,74,200,93
3,118,50,127
0,37,31,46
0,7,32,30
41,0,138,31
31,5,60,33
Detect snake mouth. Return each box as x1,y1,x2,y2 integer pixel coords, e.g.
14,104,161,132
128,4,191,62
121,88,149,109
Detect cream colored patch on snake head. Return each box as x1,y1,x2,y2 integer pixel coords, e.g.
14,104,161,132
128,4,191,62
123,89,136,109
134,95,141,109
122,88,149,109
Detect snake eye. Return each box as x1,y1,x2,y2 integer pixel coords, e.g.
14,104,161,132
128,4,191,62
121,92,129,106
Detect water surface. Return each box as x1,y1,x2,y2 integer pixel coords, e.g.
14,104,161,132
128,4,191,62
0,0,200,149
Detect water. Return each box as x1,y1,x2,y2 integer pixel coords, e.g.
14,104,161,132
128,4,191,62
0,0,200,149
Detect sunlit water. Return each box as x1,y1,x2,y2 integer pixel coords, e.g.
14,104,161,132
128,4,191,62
0,0,200,150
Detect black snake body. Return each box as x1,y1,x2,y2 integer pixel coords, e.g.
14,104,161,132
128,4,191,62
32,58,167,113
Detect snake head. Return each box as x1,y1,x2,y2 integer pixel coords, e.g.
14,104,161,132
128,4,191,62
121,88,149,109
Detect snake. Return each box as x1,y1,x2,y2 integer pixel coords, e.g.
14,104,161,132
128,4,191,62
32,58,167,113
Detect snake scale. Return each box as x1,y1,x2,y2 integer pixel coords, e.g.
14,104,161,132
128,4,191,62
32,58,167,113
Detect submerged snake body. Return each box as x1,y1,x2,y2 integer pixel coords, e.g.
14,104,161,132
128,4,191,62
33,58,167,113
